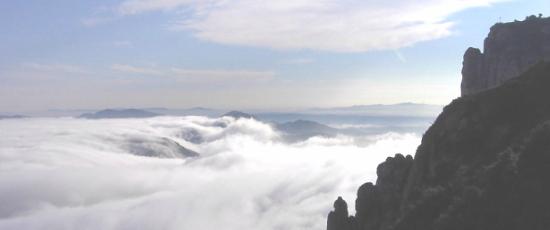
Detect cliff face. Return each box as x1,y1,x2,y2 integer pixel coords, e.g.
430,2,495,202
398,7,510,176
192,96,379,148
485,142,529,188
328,62,550,230
461,16,550,95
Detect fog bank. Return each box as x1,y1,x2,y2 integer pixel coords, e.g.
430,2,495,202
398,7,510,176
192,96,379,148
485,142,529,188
0,116,420,230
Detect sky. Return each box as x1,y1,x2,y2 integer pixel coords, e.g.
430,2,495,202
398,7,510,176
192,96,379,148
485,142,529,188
0,0,549,113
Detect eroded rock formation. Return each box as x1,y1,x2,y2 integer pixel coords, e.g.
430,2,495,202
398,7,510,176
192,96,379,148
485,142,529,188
461,16,550,95
328,62,550,230
327,197,355,230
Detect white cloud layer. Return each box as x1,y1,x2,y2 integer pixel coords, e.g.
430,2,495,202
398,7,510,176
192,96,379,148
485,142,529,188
118,0,506,52
0,116,420,230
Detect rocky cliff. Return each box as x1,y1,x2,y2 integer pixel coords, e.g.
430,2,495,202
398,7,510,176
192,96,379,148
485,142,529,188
328,62,550,230
461,15,550,95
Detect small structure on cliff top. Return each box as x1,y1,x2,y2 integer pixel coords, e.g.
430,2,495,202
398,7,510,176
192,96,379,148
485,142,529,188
461,15,550,95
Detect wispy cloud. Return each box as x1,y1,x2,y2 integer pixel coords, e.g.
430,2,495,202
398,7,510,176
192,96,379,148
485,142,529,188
112,64,275,82
171,68,275,81
113,0,507,52
81,5,119,27
285,58,315,65
112,64,163,75
23,63,90,74
393,50,407,63
117,0,207,15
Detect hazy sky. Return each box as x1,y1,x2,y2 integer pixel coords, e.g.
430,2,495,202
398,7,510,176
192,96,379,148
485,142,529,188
1,0,548,112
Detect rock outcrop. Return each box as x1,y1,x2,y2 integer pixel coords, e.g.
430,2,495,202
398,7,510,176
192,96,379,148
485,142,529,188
354,154,413,230
328,62,550,230
461,15,550,95
327,197,355,230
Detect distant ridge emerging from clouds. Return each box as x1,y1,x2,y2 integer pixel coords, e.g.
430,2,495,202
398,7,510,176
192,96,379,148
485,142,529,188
305,103,443,117
0,115,27,120
79,109,161,119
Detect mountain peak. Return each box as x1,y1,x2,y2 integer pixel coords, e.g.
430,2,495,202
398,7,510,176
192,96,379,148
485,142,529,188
461,16,550,95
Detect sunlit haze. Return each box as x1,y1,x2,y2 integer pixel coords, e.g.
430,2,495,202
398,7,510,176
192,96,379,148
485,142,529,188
1,0,548,113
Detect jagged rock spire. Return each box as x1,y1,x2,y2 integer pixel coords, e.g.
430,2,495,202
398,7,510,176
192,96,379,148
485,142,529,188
327,197,355,230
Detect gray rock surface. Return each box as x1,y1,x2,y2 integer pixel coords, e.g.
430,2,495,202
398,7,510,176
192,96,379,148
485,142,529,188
461,15,550,95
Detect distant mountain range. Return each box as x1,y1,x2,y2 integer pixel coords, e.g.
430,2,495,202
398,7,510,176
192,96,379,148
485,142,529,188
274,119,339,142
217,111,366,142
0,115,27,119
221,111,257,119
79,109,161,119
144,107,223,117
305,103,443,117
5,103,441,118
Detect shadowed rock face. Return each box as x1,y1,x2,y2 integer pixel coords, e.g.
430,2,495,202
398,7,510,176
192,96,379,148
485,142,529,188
461,16,550,96
327,197,355,230
354,154,413,230
328,63,550,230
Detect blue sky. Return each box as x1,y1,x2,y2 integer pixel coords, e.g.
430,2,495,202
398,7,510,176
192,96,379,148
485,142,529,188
0,0,548,113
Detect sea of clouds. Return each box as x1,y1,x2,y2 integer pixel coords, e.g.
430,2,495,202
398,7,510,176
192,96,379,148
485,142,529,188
0,116,421,230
